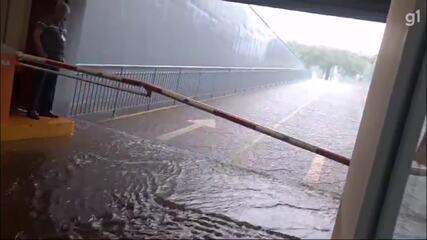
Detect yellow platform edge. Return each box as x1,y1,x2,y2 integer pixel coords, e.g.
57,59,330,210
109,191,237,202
1,115,74,141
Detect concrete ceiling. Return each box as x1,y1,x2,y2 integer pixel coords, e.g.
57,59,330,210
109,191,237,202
225,0,391,22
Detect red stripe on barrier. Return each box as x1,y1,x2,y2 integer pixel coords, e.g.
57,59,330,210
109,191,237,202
45,59,78,71
214,110,257,130
122,78,143,86
316,148,350,166
279,135,290,142
121,78,163,94
143,84,163,94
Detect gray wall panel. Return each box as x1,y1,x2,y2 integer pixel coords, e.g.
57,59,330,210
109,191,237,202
76,0,304,68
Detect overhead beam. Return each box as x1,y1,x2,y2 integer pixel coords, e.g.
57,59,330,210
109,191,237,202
225,0,390,22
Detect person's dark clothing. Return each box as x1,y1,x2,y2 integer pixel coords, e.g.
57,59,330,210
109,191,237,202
30,20,66,117
38,20,66,61
31,70,58,115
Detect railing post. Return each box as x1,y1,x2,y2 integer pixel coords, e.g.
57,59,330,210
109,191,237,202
174,68,182,105
234,69,237,93
111,67,123,117
69,72,79,116
195,72,201,99
211,70,215,98
227,69,232,95
147,67,157,110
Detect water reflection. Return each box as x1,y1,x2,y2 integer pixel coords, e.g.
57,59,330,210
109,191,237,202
1,120,297,239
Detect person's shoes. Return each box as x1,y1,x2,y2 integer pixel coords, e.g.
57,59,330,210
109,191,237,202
27,110,40,120
40,111,59,118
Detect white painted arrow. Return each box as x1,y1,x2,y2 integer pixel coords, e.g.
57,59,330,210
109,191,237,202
156,119,216,141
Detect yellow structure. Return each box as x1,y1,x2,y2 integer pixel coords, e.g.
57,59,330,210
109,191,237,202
1,48,74,142
1,115,74,141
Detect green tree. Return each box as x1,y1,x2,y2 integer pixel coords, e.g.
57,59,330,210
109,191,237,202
288,41,374,81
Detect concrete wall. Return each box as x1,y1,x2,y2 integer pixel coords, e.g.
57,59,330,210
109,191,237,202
75,0,304,68
54,0,308,115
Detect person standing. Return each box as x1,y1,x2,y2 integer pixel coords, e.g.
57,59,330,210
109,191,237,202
27,1,70,120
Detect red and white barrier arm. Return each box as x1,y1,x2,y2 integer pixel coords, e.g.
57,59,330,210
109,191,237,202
17,62,152,96
17,52,351,166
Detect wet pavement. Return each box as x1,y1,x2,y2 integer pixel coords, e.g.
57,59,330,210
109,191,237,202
2,121,299,239
2,79,369,239
102,79,368,238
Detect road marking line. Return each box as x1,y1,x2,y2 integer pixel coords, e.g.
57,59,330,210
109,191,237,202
304,155,325,184
156,119,216,141
231,97,318,164
98,104,181,123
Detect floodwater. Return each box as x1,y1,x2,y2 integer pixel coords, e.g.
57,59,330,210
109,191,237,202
100,79,367,238
2,80,369,239
2,120,299,239
2,79,425,239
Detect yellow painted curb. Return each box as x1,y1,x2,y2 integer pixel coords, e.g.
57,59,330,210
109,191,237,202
1,115,74,141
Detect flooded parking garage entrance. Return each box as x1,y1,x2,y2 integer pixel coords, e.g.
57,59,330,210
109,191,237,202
2,79,364,239
2,77,426,239
3,0,426,239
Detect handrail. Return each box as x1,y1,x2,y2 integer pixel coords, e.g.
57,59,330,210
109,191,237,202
76,63,303,71
17,53,427,176
18,52,350,166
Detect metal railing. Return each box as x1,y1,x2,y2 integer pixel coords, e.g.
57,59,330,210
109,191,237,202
69,64,310,117
17,53,427,171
